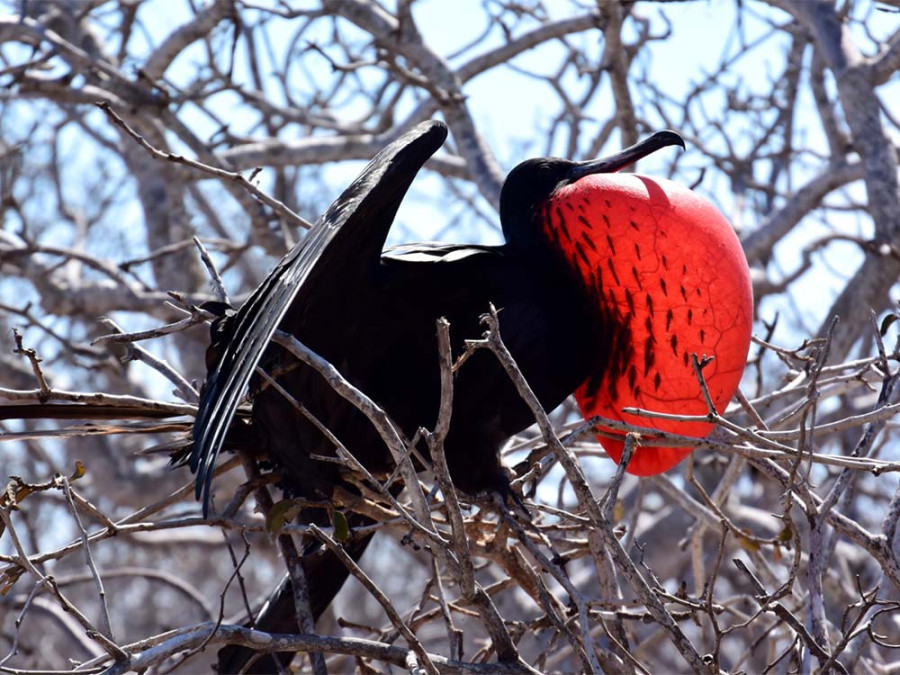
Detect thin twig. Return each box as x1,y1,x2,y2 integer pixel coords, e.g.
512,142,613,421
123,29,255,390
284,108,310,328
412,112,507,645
95,100,313,230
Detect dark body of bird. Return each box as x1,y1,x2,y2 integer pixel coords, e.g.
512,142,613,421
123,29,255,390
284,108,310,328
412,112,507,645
250,236,608,500
191,121,686,672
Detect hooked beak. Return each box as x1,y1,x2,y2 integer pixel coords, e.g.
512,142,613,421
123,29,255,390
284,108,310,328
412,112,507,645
568,130,685,180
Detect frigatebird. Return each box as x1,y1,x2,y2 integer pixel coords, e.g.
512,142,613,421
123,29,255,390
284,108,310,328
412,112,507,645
191,120,752,672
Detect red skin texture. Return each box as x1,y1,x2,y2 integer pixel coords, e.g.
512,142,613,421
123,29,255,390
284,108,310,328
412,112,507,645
545,174,753,475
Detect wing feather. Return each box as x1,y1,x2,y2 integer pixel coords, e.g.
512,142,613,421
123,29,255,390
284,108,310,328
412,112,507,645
190,121,448,513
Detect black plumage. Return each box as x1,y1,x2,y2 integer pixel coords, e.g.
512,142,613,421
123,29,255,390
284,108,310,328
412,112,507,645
190,121,682,672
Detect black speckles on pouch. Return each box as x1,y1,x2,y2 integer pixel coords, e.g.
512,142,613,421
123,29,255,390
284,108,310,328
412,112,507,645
687,309,693,325
643,340,655,376
700,329,706,344
662,255,669,271
660,278,668,297
546,221,561,248
602,213,611,229
624,287,635,314
654,371,662,391
628,364,637,391
580,230,597,252
629,219,639,230
683,351,689,367
605,233,616,255
608,379,618,402
645,293,654,316
540,206,552,236
696,288,702,298
605,198,611,208
634,242,642,261
565,202,575,211
631,266,642,290
607,259,621,286
666,309,674,331
682,263,687,276
680,285,688,302
578,215,594,231
574,241,590,267
670,333,678,356
556,207,573,243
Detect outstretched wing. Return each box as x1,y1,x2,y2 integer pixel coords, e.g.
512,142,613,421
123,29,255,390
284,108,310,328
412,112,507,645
190,121,448,514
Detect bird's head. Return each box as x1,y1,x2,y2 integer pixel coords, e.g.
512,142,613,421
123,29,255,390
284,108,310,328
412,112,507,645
499,131,684,249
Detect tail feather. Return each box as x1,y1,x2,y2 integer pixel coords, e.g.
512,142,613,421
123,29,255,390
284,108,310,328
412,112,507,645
215,532,374,674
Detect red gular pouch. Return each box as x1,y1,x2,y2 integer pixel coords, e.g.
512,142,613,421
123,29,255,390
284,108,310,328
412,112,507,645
544,174,753,475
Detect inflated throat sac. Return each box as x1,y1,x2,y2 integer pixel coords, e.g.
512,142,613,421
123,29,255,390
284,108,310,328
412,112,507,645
544,173,753,475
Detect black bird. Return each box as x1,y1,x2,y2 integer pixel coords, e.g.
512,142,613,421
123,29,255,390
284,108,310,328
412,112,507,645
191,121,685,672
